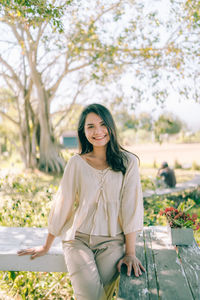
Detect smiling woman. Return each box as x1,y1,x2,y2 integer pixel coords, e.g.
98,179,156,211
18,103,145,300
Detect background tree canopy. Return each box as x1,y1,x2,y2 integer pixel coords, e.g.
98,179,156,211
0,0,199,172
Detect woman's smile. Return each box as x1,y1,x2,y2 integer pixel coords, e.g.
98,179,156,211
93,135,106,140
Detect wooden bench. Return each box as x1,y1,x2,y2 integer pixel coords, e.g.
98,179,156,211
0,226,199,299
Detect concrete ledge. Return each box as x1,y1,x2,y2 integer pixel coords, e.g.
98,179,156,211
0,227,67,272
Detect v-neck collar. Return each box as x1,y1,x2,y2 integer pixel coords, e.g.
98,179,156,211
77,154,110,172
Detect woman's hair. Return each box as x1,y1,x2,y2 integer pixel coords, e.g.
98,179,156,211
77,103,129,174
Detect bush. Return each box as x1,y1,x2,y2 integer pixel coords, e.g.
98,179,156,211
192,161,200,171
174,159,182,169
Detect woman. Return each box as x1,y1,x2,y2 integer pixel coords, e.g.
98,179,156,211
18,103,145,300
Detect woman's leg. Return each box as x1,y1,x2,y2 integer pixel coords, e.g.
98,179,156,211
93,234,125,299
62,236,106,300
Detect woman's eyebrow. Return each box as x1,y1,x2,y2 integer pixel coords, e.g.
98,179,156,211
86,121,104,126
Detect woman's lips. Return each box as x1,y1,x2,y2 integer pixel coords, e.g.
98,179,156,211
93,136,106,140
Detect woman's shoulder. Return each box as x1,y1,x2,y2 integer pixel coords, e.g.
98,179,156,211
123,150,138,164
65,153,80,168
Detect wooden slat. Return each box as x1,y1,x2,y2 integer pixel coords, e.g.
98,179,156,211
118,232,148,300
150,227,193,300
143,229,159,299
177,241,200,299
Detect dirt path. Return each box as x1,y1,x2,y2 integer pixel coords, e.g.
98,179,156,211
126,143,200,166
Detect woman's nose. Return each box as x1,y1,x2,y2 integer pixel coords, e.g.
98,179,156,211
94,126,102,134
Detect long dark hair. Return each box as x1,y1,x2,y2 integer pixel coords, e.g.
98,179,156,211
77,103,129,174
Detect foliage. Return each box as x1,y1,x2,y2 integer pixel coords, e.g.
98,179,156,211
138,112,153,132
192,161,200,171
0,271,74,300
163,188,200,205
119,129,152,145
174,159,182,169
159,200,200,229
154,113,183,143
141,175,156,191
0,0,67,32
0,171,59,227
144,195,175,226
144,187,200,244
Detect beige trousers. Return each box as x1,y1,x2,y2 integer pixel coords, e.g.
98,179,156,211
62,231,125,300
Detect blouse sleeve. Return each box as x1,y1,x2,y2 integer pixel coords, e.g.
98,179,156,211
48,156,77,237
120,154,144,234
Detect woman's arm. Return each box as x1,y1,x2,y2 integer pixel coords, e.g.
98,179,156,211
17,233,55,260
117,232,145,277
125,231,137,256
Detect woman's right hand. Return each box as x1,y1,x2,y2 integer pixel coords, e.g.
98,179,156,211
17,245,48,260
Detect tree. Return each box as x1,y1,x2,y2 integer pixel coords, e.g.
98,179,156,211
116,110,139,130
154,113,183,143
138,112,153,132
0,1,130,172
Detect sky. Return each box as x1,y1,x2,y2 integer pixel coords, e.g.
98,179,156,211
135,96,200,131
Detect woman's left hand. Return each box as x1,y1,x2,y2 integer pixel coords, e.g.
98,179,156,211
117,254,145,277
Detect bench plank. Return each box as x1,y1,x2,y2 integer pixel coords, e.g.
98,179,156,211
150,227,193,300
118,232,149,300
177,242,200,299
143,229,159,299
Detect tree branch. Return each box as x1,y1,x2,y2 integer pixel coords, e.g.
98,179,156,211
92,1,122,24
40,53,64,75
3,74,17,93
164,25,182,47
54,79,90,129
0,111,19,126
35,22,48,52
0,56,23,90
67,62,91,73
48,61,90,103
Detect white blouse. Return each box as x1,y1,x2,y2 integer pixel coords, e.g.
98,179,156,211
48,152,144,241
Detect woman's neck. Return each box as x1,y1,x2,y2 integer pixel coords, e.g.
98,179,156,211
91,146,107,160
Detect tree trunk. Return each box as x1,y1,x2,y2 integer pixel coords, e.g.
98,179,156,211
28,60,65,173
37,82,65,173
39,106,65,173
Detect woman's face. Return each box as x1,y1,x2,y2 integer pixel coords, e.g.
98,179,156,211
84,112,110,148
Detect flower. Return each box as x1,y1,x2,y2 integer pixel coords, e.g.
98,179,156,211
159,205,200,230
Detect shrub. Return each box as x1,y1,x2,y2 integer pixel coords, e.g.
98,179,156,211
192,161,200,171
174,159,182,169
